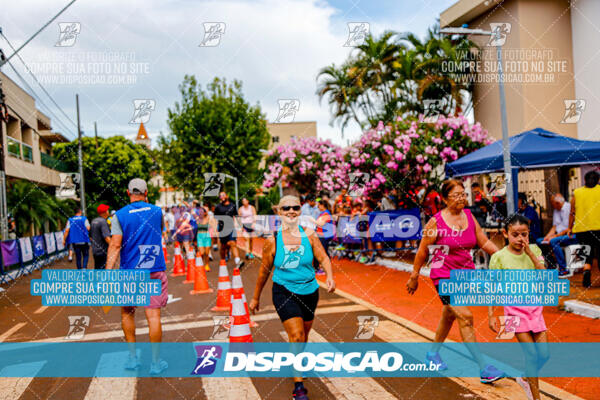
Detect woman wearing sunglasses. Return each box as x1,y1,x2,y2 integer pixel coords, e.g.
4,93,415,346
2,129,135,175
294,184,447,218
249,195,335,400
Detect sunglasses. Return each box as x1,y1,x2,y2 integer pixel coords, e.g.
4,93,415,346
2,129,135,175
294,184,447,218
281,205,301,211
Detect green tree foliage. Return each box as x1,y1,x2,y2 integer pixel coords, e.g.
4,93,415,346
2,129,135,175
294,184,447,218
317,25,478,134
52,136,158,215
159,76,270,198
7,179,77,236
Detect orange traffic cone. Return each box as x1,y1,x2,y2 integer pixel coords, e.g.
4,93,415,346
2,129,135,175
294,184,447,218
171,242,185,277
229,292,253,343
162,238,168,264
211,260,231,311
183,250,196,283
231,268,258,327
190,253,213,294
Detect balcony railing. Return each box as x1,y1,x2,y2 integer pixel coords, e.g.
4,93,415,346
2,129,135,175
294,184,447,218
41,152,70,172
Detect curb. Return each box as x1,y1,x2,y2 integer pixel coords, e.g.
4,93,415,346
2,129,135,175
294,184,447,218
564,300,600,319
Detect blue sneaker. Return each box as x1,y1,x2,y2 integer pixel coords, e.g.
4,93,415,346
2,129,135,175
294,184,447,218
149,359,169,375
425,351,448,371
480,364,506,384
124,354,140,370
292,386,309,400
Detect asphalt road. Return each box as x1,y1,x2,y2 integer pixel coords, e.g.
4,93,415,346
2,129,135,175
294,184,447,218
0,247,544,400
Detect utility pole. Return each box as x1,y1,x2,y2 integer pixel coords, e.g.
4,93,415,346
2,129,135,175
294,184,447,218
0,48,8,239
76,94,86,215
440,26,515,214
94,121,98,149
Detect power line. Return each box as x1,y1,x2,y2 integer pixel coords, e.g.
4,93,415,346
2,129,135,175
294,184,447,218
3,59,77,139
1,32,78,130
0,0,78,67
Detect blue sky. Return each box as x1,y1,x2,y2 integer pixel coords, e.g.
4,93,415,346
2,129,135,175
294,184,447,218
1,0,458,146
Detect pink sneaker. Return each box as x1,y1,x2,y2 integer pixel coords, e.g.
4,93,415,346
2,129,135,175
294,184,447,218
516,376,533,400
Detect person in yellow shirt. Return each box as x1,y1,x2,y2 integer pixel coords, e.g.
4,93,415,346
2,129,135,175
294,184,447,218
568,170,600,288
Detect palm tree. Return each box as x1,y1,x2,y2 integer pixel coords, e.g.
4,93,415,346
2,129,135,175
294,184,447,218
7,180,60,236
316,63,362,135
398,26,477,116
317,24,479,130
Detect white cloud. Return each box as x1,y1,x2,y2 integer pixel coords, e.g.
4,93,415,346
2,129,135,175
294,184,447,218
1,0,450,146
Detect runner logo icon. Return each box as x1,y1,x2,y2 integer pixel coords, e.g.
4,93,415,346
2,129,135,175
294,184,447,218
203,173,225,197
496,316,520,340
487,23,511,46
281,245,305,269
129,99,156,124
568,244,591,269
192,345,223,375
344,22,370,47
65,316,90,340
199,22,226,47
561,99,586,124
55,22,81,47
354,315,379,339
348,173,369,197
275,99,300,123
136,245,160,269
210,316,231,340
427,245,449,269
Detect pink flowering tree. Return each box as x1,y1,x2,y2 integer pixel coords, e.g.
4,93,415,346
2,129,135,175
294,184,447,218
345,115,492,202
262,137,350,195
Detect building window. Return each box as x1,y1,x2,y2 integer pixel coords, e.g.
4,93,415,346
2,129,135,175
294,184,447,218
22,144,33,162
272,136,279,143
7,137,21,158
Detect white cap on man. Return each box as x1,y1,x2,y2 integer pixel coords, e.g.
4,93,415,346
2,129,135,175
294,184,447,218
128,178,148,194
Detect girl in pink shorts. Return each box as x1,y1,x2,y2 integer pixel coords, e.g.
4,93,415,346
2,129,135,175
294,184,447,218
488,214,549,400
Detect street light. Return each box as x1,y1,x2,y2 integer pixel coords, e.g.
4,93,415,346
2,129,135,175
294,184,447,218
440,26,515,214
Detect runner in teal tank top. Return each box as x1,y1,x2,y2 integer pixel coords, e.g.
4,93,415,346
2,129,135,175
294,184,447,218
272,225,319,294
249,195,336,400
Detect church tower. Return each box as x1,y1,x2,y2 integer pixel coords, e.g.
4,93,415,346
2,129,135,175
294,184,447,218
135,122,151,148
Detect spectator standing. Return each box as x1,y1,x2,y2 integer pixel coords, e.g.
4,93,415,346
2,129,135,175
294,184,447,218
239,197,257,259
300,194,319,230
214,191,244,269
63,208,90,270
335,189,352,208
471,182,484,203
568,170,600,288
380,190,397,211
517,193,542,242
90,204,111,269
422,187,443,219
164,207,175,244
315,199,334,274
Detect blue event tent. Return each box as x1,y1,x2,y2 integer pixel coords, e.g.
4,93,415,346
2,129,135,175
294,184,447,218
446,127,600,177
446,127,600,206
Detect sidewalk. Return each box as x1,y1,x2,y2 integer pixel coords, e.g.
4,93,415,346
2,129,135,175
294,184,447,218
238,235,600,400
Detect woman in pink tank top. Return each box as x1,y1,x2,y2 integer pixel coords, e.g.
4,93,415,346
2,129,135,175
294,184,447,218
406,179,506,383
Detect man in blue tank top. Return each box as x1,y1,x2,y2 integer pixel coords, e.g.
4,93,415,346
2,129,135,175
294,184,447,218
106,178,169,375
62,208,90,269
